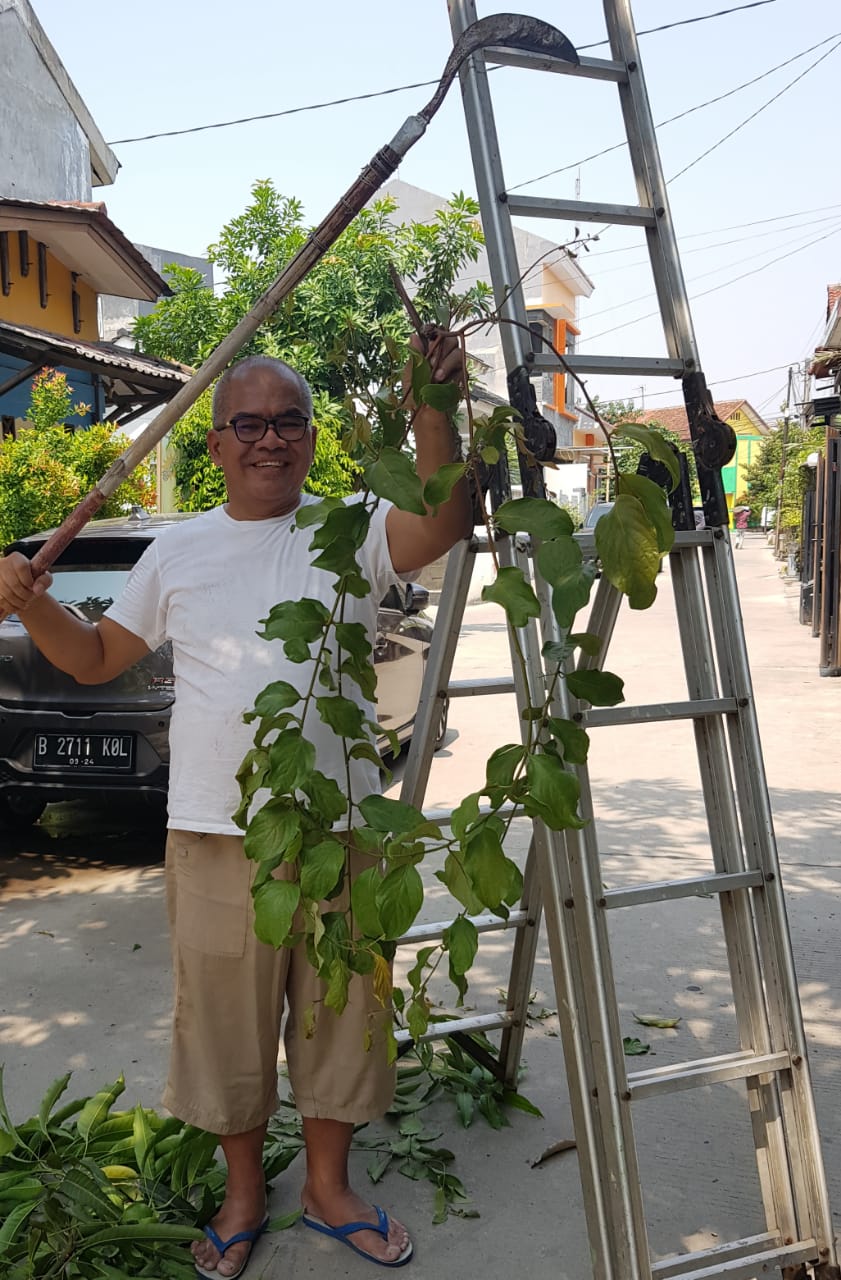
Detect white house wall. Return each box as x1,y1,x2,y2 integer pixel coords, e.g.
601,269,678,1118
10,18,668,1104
0,6,94,202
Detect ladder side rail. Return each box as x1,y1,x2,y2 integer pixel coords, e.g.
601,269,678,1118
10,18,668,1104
669,545,800,1243
600,0,699,370
543,565,653,1278
399,537,476,809
502,537,628,1279
449,1,535,392
497,535,549,1085
703,536,839,1259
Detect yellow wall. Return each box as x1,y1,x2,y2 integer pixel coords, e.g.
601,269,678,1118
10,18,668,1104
723,407,764,518
0,235,99,339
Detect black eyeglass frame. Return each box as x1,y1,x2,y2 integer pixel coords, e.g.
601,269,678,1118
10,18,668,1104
215,413,312,443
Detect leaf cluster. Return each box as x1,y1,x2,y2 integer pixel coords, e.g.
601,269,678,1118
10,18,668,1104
0,1069,220,1279
0,425,154,548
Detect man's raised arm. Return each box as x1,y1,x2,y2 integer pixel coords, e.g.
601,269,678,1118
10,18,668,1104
0,552,150,684
386,330,474,575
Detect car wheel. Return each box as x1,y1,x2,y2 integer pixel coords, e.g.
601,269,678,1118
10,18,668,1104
0,792,46,829
433,696,450,752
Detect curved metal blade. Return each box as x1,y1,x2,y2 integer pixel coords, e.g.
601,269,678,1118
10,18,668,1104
421,14,579,122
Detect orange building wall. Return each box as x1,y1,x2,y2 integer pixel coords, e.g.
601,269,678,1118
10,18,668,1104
550,318,578,421
0,235,98,339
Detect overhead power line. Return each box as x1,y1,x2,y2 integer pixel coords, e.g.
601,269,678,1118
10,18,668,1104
580,222,841,345
640,362,799,400
668,36,841,181
508,32,841,192
106,0,780,147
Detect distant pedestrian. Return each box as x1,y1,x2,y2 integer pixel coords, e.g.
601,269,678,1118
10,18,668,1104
734,508,749,549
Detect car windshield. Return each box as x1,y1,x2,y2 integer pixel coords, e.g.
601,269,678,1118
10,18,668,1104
48,566,131,622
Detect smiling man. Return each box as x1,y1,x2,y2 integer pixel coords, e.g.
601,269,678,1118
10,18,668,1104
0,336,471,1279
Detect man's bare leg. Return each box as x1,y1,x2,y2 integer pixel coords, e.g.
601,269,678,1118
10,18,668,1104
191,1123,268,1277
301,1116,411,1264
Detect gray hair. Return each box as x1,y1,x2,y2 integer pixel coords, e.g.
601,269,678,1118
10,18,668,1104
212,355,313,424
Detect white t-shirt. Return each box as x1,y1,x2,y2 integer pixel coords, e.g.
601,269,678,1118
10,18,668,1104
106,496,401,834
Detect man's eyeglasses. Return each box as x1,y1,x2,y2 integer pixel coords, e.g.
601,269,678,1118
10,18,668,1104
216,413,311,443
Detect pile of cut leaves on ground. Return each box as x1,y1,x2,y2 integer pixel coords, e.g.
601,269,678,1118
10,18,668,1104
0,1040,541,1273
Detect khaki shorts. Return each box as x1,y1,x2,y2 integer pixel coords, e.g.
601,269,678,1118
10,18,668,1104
162,830,395,1136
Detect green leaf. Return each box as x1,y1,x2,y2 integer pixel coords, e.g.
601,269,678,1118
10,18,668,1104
258,597,330,644
300,840,345,903
568,632,602,657
613,423,679,489
302,771,347,824
358,794,426,835
545,717,590,765
633,1013,681,1029
77,1077,126,1139
253,880,301,947
419,381,462,414
350,866,384,937
450,792,480,843
365,448,426,516
436,852,484,916
622,1037,651,1056
334,621,372,661
485,743,524,789
244,802,301,862
267,729,316,794
565,668,624,707
494,497,574,540
342,655,378,700
410,352,433,405
252,681,302,717
618,473,675,555
37,1071,72,1135
308,501,370,553
536,536,594,630
0,1199,38,1256
376,864,424,938
524,754,585,832
316,694,367,739
481,565,540,629
349,740,389,778
456,1092,475,1128
423,462,466,513
269,1208,304,1231
325,956,350,1014
0,1131,14,1158
444,916,478,976
595,494,661,610
464,825,522,910
294,496,343,529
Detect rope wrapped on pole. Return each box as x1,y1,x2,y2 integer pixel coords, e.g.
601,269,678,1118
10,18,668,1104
13,15,577,591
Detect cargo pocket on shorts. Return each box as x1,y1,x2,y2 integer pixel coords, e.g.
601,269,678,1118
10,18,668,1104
170,831,250,958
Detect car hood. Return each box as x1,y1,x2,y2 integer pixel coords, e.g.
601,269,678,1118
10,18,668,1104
0,618,174,713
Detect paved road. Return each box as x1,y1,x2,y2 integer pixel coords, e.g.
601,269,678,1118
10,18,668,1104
2,530,840,1278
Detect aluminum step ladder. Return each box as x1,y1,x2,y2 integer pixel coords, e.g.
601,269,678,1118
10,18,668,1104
391,3,839,1278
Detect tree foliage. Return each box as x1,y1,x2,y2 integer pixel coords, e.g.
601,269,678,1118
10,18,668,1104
133,181,489,402
740,420,826,530
0,371,154,547
135,180,489,512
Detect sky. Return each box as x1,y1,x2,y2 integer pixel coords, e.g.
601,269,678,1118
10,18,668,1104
32,0,841,421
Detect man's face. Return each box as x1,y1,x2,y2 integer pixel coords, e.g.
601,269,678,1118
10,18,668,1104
207,367,317,520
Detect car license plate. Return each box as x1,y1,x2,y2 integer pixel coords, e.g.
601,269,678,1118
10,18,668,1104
32,733,135,772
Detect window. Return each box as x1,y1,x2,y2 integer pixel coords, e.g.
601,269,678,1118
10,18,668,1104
0,232,10,296
18,231,29,277
37,242,48,308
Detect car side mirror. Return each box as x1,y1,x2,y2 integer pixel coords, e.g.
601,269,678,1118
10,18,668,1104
405,582,429,615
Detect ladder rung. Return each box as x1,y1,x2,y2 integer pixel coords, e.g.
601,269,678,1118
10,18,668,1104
448,676,516,697
397,910,528,947
628,1050,791,1100
395,1011,513,1045
603,870,764,911
574,529,714,552
531,352,687,377
506,194,656,227
651,1231,776,1277
420,802,517,828
584,697,739,727
486,47,627,83
651,1238,817,1280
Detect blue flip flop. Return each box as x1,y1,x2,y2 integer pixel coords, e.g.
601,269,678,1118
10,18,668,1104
194,1213,269,1280
302,1204,413,1268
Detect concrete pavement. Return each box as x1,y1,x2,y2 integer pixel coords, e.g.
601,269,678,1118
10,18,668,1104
1,530,840,1278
